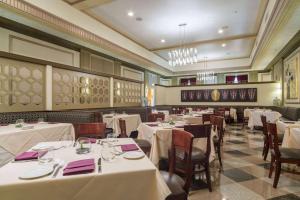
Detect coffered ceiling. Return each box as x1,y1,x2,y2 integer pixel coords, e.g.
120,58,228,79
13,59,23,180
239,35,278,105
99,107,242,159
63,0,268,72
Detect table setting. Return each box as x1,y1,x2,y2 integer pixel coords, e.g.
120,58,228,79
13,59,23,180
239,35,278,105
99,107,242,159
103,113,142,136
137,120,216,166
0,138,170,200
247,109,281,130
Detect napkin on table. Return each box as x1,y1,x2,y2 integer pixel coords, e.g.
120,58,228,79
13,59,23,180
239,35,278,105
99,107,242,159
63,158,95,176
121,144,139,152
14,151,47,161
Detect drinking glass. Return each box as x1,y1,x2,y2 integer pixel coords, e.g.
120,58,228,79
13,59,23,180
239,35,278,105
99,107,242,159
38,147,54,164
15,119,24,128
75,137,92,154
101,147,116,162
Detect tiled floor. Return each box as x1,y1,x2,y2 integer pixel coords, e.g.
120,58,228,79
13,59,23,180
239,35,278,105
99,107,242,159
189,124,300,200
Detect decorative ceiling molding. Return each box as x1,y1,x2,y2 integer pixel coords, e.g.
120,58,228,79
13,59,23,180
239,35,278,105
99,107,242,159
0,0,172,75
72,0,115,10
150,34,257,52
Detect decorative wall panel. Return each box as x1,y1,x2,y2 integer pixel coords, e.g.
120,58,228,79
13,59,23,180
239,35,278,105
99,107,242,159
113,79,142,107
181,88,257,102
52,68,110,110
0,57,45,112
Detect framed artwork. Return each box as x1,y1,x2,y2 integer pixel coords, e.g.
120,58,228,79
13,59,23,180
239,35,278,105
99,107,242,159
284,49,300,103
181,88,257,102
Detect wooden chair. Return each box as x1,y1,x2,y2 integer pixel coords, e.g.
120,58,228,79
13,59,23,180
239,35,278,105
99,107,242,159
74,122,106,139
202,114,214,124
118,118,151,155
261,115,284,161
160,129,194,200
148,113,165,122
213,116,224,169
267,123,300,188
184,124,212,192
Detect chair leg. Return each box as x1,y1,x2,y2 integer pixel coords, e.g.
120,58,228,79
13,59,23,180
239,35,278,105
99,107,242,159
205,163,212,192
263,144,269,161
269,155,275,178
273,161,281,188
217,145,223,170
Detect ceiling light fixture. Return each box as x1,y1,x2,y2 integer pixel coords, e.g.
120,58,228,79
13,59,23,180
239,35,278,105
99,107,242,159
222,43,227,47
168,23,198,67
160,39,166,43
197,57,215,82
127,11,134,17
218,29,224,34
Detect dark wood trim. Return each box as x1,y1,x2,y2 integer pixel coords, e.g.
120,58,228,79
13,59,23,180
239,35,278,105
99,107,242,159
0,51,143,83
155,81,279,88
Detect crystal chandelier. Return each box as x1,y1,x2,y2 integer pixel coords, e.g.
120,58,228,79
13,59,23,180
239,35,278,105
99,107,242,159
168,23,198,67
197,57,215,82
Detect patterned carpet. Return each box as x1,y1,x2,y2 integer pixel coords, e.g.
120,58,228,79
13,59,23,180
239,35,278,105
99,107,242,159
189,124,300,200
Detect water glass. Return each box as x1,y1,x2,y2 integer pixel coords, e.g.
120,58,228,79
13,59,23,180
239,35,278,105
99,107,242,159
101,147,115,162
75,137,92,154
37,118,45,123
38,148,54,164
15,119,24,128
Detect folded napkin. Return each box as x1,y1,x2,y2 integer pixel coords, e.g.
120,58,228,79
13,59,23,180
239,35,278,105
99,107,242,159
14,151,47,161
63,159,95,176
83,138,97,143
121,144,139,152
147,123,159,127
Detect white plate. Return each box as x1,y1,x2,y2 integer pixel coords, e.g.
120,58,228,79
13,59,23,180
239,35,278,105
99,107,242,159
123,151,145,160
19,165,54,180
32,144,54,151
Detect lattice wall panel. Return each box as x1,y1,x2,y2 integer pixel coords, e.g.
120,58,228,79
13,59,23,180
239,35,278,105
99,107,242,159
0,57,45,112
52,68,110,110
113,79,142,107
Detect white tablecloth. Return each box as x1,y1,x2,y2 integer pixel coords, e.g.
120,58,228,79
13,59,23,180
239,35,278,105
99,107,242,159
0,138,170,200
0,123,74,156
137,122,216,166
248,110,281,130
103,114,142,136
230,108,237,122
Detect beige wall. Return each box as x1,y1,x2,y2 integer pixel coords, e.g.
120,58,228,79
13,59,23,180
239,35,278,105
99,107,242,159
155,82,281,106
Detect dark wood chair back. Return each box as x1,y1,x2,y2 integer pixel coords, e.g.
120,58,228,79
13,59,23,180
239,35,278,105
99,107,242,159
148,113,165,122
202,113,213,124
214,110,225,117
75,122,106,139
267,123,281,158
184,124,212,159
261,115,268,137
119,118,127,138
210,115,217,131
169,129,194,194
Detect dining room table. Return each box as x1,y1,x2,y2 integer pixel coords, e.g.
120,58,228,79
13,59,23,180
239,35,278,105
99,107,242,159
137,121,217,166
0,138,170,200
102,114,142,136
247,109,281,130
0,122,75,156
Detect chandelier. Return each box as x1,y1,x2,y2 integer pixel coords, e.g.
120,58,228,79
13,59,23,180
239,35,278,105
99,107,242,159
197,57,215,82
168,23,198,67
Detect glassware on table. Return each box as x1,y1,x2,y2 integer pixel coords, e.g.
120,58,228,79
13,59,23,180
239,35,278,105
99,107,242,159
75,137,92,154
15,119,25,128
156,118,163,123
101,147,116,162
38,147,55,164
37,118,45,123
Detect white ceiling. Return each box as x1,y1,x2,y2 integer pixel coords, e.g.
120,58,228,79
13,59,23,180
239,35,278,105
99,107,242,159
64,0,268,72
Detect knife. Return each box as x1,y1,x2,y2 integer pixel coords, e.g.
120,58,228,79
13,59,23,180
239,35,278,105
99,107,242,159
98,158,102,173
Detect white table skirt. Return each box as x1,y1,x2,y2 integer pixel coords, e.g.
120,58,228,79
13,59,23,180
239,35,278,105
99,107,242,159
0,139,170,200
0,123,75,156
137,123,216,166
103,114,142,136
248,110,281,130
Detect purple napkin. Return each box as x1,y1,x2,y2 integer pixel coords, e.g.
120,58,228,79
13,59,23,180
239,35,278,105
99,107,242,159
121,144,139,152
14,151,47,161
147,123,159,127
63,159,95,176
84,138,97,143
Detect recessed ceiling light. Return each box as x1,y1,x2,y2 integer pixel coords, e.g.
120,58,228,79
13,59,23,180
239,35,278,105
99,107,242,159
218,29,224,34
160,39,166,43
127,11,134,17
222,43,227,47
